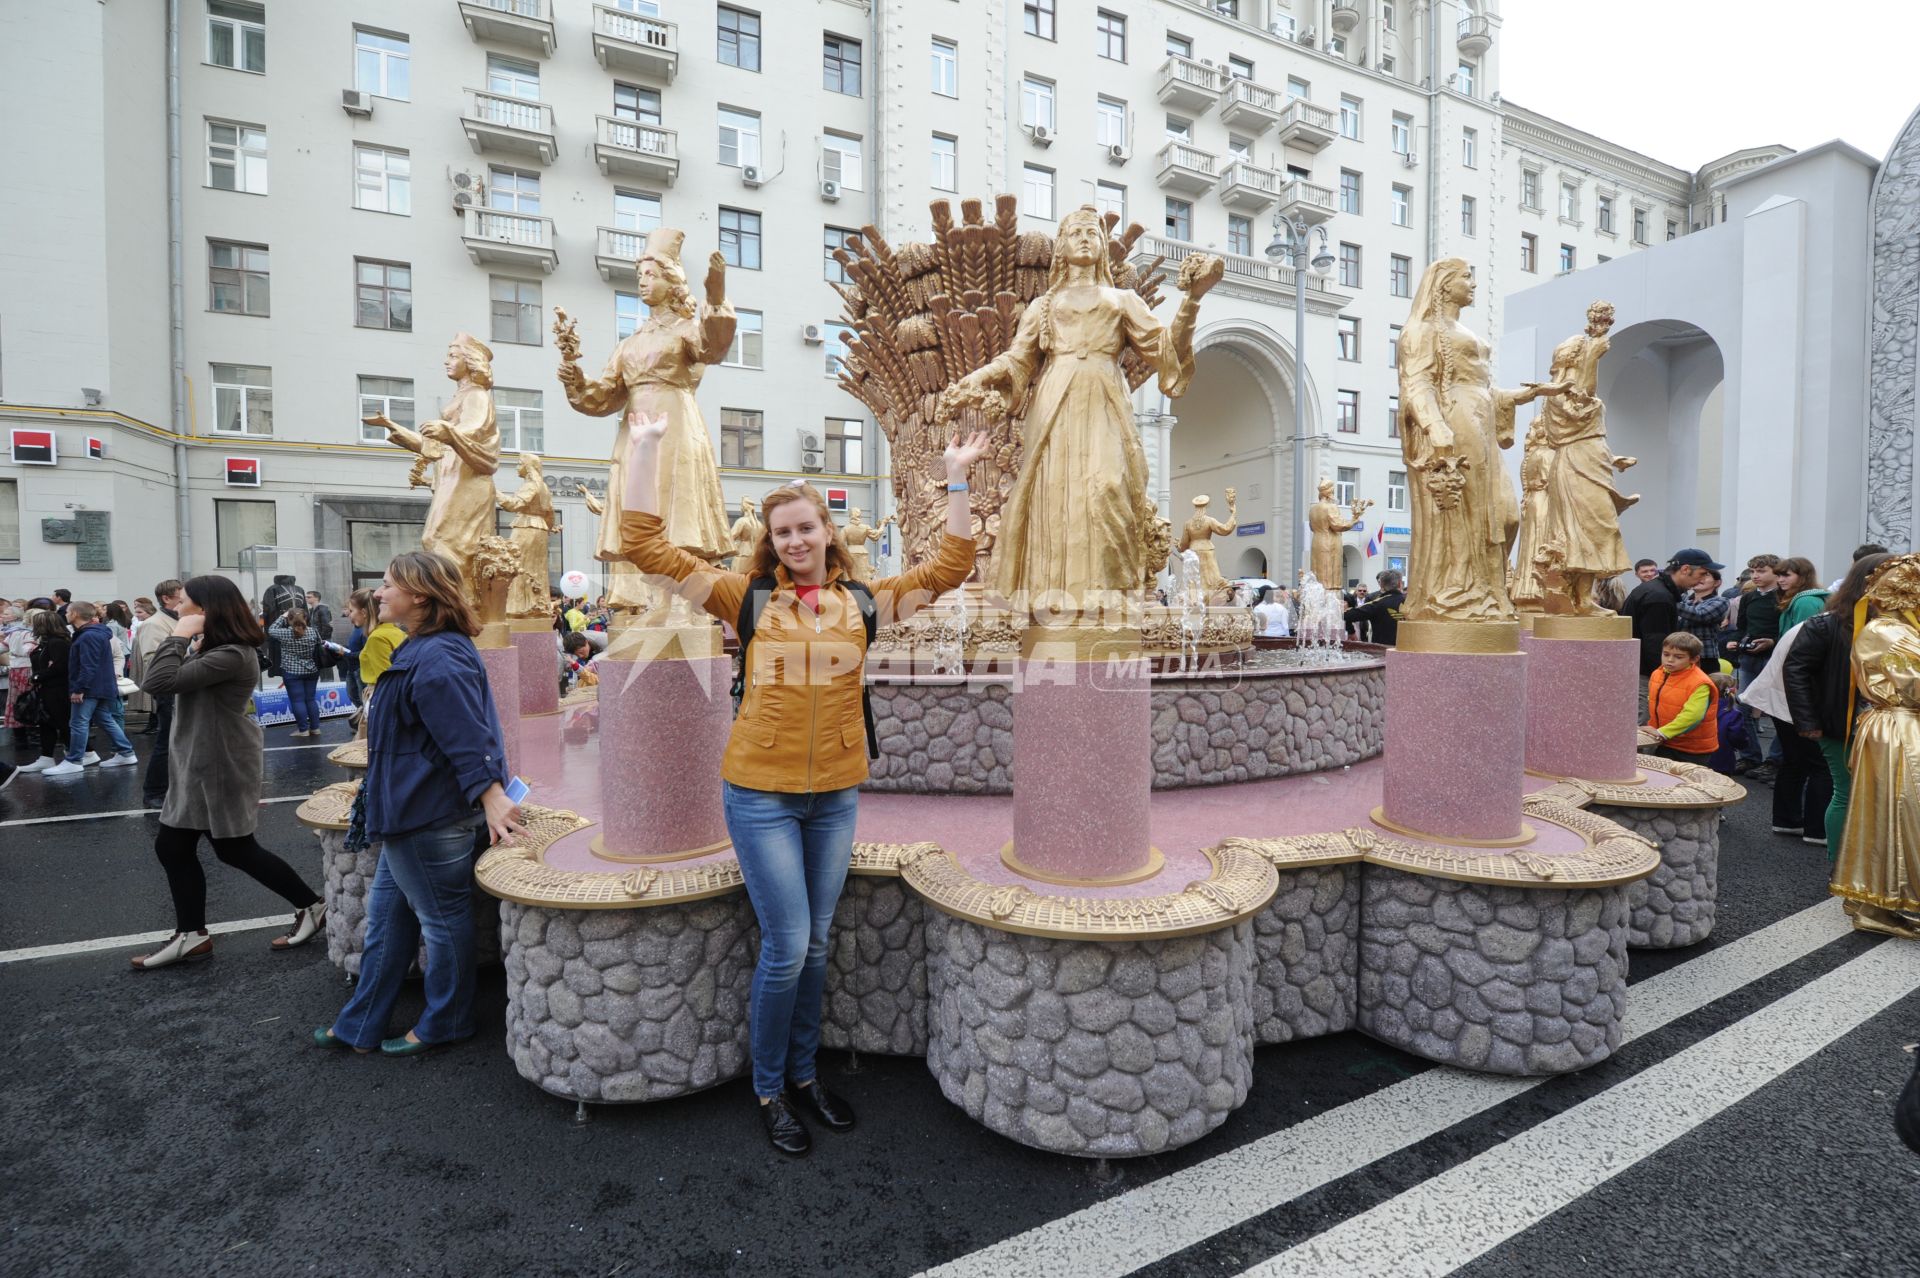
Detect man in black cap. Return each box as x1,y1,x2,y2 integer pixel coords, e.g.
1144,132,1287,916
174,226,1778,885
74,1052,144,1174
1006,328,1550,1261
1621,548,1725,713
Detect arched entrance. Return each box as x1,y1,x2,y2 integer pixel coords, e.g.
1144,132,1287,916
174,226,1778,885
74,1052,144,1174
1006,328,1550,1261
1592,319,1726,562
1235,546,1268,578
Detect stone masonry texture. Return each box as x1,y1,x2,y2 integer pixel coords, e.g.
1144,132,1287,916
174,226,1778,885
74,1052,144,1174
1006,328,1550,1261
1252,865,1360,1044
1605,805,1721,949
822,877,928,1056
319,829,500,979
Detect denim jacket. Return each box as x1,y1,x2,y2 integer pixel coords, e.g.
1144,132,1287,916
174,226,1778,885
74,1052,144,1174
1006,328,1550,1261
68,623,120,699
363,630,509,841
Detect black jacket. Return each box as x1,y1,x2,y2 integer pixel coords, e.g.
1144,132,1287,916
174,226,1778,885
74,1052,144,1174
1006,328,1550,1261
1783,610,1853,739
29,631,70,723
1344,590,1405,645
1620,572,1683,673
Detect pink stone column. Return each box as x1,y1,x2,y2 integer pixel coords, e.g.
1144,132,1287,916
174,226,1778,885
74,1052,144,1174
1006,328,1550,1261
595,654,734,860
478,644,521,775
512,621,559,716
1525,630,1642,783
1380,647,1528,843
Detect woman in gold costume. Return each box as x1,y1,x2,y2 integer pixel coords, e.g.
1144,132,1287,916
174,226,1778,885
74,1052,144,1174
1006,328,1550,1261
555,228,734,609
1830,553,1920,938
1396,259,1565,622
943,206,1221,613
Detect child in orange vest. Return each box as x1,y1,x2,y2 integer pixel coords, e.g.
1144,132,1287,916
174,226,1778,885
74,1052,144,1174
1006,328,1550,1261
1646,631,1719,762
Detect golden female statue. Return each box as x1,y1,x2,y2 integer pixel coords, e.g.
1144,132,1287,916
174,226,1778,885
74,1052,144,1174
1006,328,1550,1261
1307,477,1372,591
366,333,501,595
839,507,895,584
555,228,733,610
496,452,556,618
577,484,650,612
1178,491,1237,598
1396,259,1565,623
941,205,1222,613
728,497,763,573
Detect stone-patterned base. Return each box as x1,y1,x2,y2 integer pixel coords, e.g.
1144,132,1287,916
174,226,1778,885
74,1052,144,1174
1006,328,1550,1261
500,896,758,1102
1252,865,1359,1044
319,829,501,978
1605,806,1721,948
822,877,927,1056
925,913,1256,1158
1357,866,1629,1075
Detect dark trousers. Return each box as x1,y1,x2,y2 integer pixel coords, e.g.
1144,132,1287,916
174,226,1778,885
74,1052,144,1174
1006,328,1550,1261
1769,717,1833,836
144,695,173,803
153,822,321,933
35,706,70,759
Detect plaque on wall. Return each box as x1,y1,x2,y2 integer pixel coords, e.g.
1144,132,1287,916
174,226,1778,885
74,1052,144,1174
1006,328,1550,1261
41,518,83,544
74,511,113,570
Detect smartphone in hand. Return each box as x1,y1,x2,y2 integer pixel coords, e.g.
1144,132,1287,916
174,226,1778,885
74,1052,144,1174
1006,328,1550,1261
504,775,530,805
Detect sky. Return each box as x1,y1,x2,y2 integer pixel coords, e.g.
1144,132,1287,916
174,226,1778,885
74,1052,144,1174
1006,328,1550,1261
1499,0,1920,169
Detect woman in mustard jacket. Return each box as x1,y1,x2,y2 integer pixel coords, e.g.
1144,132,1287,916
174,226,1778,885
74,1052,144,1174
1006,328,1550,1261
623,412,985,1156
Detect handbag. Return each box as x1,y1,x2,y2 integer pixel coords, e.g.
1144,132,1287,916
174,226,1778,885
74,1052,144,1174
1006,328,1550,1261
13,685,44,725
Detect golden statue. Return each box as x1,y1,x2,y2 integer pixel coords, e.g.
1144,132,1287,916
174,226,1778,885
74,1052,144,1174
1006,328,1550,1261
1396,259,1565,623
555,227,733,611
1307,477,1372,591
1178,490,1238,599
941,204,1222,612
471,535,521,645
495,452,557,618
728,497,764,573
1511,302,1638,615
839,506,895,584
577,484,651,612
365,334,501,596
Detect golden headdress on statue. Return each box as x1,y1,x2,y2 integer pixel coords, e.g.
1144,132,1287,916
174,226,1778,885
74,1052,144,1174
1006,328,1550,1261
1863,552,1920,612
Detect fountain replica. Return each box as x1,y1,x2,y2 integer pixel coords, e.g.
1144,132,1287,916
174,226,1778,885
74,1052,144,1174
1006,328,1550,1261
296,203,1742,1159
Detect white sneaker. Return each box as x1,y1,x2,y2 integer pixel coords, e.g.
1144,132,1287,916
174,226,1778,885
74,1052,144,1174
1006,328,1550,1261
16,756,57,773
99,752,139,769
42,759,86,777
81,751,101,766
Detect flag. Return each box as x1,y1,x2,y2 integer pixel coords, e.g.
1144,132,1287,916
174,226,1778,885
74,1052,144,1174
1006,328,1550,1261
87,437,105,459
1366,528,1382,558
9,429,55,465
225,457,260,486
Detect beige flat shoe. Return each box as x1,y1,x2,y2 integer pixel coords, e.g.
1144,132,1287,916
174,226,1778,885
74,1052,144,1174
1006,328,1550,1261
271,902,327,950
131,931,212,970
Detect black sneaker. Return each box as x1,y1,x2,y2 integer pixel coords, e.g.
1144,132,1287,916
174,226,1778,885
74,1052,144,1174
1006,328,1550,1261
791,1080,856,1132
760,1094,811,1156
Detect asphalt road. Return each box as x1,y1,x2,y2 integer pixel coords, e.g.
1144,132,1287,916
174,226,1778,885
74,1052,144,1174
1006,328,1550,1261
2,716,1916,1278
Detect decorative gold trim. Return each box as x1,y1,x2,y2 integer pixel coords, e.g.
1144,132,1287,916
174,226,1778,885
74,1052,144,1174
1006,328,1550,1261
1396,620,1522,654
1212,832,1366,869
1019,623,1145,661
999,841,1166,887
1553,753,1748,810
587,834,732,864
602,622,723,661
1370,806,1541,848
558,683,600,709
475,808,745,909
327,739,368,771
1635,727,1662,751
1525,780,1594,809
295,780,361,830
476,621,513,650
848,841,945,878
1533,614,1633,641
510,616,555,633
903,844,1278,940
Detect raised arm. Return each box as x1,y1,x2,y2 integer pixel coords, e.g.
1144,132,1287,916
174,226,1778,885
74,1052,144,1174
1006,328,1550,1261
140,633,250,697
420,391,499,474
620,413,748,621
870,431,986,622
691,251,738,366
554,307,632,418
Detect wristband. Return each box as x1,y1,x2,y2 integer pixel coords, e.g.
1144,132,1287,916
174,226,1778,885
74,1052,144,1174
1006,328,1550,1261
947,482,969,493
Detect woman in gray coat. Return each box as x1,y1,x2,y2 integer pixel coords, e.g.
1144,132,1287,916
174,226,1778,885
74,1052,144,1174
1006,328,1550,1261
131,574,326,970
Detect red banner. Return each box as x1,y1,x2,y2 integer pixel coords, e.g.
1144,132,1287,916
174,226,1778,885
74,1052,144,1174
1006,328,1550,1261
9,429,55,465
225,457,260,486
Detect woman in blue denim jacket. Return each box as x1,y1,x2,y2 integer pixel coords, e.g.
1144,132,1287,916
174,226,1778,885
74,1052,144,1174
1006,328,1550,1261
316,550,523,1056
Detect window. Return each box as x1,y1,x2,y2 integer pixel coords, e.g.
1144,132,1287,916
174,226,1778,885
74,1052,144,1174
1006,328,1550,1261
496,388,544,454
1337,315,1360,362
488,166,540,213
1456,61,1475,97
489,277,541,345
1165,198,1192,240
1559,183,1577,220
615,291,646,339
1460,195,1476,237
1387,395,1401,439
1461,127,1477,168
1023,165,1056,220
354,144,410,215
1336,391,1359,434
1388,326,1402,369
1339,96,1361,139
1228,215,1253,256
1021,78,1056,131
1383,2,1397,30
1381,55,1395,75
207,120,267,193
1559,244,1576,273
1287,77,1310,102
1521,169,1539,209
1390,112,1412,155
824,227,857,283
0,479,18,563
1387,470,1407,511
1096,10,1126,61
719,207,763,269
216,499,277,567
1390,184,1410,227
357,376,414,444
1096,97,1128,149
1214,0,1240,17
1335,466,1359,504
1095,181,1126,223
1521,232,1537,272
1228,135,1251,158
206,0,264,73
718,107,762,169
823,34,862,95
721,408,764,467
211,363,272,435
613,189,662,232
614,82,663,124
1339,170,1361,215
208,240,269,316
821,133,863,190
930,135,958,191
826,419,865,473
1632,207,1649,244
823,322,854,377
1166,33,1192,58
1228,55,1254,81
1165,115,1192,142
355,259,412,331
1025,0,1056,40
1272,14,1297,39
354,28,409,99
724,310,765,368
1597,194,1615,234
1390,254,1411,297
1338,242,1361,288
1328,35,1347,57
718,6,761,71
486,53,540,100
931,38,958,95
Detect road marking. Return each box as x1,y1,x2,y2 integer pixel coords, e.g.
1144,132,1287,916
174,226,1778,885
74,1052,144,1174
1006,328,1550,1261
0,795,308,829
264,743,341,752
917,898,1855,1278
1242,936,1920,1277
0,914,291,964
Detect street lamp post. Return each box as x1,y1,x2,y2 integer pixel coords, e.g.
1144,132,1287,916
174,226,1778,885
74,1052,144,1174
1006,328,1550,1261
1265,213,1335,584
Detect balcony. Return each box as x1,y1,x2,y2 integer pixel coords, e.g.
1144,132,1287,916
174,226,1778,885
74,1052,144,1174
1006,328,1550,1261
1127,235,1345,310
1274,97,1337,153
1218,78,1284,134
595,226,644,283
1276,178,1336,225
462,207,558,273
594,116,679,185
461,89,556,163
592,4,678,82
1458,15,1493,56
1331,2,1361,33
1154,140,1220,195
1156,55,1224,113
457,0,554,57
1217,159,1282,213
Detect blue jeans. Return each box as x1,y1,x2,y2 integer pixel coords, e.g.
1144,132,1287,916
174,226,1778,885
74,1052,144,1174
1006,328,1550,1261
723,782,859,1098
1735,660,1768,765
331,816,483,1049
66,694,133,763
283,674,320,732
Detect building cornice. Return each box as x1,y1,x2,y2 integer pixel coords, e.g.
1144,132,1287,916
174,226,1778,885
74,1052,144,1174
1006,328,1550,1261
1499,103,1693,201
